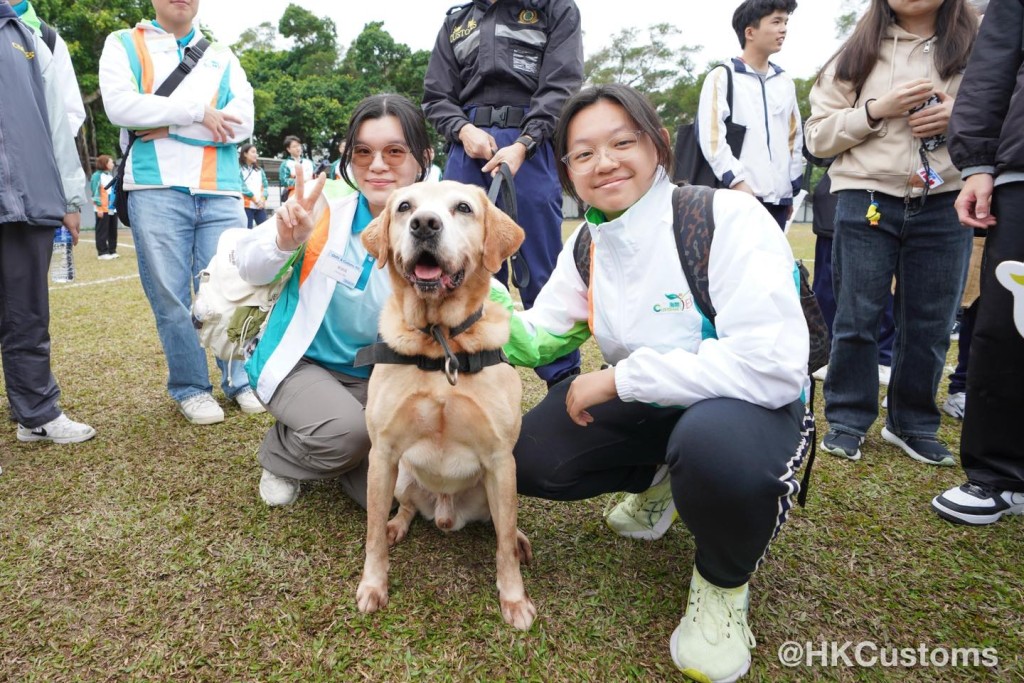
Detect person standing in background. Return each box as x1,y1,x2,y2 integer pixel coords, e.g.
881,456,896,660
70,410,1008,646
239,143,269,228
90,154,119,259
422,0,584,389
279,135,313,203
1,0,94,445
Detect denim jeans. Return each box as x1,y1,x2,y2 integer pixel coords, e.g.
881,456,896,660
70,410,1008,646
826,190,971,438
128,189,249,402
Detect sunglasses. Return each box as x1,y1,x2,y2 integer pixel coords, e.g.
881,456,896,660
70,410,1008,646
351,143,410,168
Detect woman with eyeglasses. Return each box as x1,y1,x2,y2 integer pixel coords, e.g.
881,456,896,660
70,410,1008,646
494,83,808,681
234,94,431,509
806,0,978,466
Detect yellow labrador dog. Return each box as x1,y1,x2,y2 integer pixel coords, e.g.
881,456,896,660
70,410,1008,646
355,180,536,630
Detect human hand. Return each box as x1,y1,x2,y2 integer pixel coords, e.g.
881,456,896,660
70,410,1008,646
732,181,756,196
565,368,618,427
870,79,934,119
458,124,499,161
954,173,997,229
909,91,953,138
201,104,243,143
482,141,527,176
138,126,169,142
63,212,81,245
275,166,327,251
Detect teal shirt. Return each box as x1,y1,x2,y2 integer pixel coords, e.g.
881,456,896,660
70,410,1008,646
303,195,382,378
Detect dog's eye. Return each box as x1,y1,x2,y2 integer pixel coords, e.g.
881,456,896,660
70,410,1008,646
397,201,411,212
455,202,472,214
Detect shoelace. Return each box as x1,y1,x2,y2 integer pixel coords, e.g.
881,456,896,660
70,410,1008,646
688,583,756,649
962,482,997,499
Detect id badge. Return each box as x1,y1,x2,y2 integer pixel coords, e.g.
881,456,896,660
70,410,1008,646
916,166,945,189
322,250,373,290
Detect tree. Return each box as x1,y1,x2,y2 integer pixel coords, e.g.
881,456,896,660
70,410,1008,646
585,24,698,95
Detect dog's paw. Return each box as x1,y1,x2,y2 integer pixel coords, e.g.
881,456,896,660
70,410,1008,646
500,595,537,631
386,519,409,546
356,580,389,614
516,528,534,566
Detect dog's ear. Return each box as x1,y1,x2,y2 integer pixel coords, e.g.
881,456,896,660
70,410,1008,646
482,193,526,274
361,201,391,268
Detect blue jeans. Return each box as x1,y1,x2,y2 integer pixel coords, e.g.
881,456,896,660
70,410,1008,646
826,190,970,438
128,190,249,402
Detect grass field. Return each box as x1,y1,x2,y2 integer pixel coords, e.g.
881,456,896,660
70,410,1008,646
0,223,1020,682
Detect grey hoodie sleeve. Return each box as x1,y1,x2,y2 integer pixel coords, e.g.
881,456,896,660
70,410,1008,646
36,33,85,211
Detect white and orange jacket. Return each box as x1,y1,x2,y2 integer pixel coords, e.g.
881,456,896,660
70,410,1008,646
495,174,808,410
98,21,254,195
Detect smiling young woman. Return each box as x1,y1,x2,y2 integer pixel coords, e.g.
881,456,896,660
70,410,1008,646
496,82,811,682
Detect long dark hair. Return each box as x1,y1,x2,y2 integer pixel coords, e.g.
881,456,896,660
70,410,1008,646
818,0,977,94
337,94,430,187
238,143,256,167
553,83,672,203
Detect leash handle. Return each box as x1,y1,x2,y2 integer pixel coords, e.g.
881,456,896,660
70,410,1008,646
486,163,531,289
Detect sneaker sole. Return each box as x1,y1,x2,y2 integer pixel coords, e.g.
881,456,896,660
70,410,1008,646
236,401,266,415
179,411,225,425
16,427,97,444
881,427,954,466
930,495,1024,526
820,440,862,461
608,508,679,541
671,622,751,683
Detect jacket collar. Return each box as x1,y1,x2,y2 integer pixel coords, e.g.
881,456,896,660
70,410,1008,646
0,4,16,19
731,56,785,76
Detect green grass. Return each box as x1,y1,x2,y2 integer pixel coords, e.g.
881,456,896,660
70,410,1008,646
0,225,1020,682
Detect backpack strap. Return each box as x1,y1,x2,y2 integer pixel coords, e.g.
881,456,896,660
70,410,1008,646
671,185,718,324
38,18,57,54
572,225,592,286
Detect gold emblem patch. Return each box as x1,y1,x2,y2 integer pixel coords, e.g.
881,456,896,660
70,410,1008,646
12,41,35,60
450,18,479,42
518,10,539,24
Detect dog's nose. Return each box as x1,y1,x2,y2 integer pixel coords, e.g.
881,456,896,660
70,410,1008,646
410,211,443,237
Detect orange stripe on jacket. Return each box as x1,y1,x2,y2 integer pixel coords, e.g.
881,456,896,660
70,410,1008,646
199,147,218,190
298,209,332,286
131,28,154,93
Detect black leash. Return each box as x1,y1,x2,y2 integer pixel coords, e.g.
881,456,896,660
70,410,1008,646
487,163,530,289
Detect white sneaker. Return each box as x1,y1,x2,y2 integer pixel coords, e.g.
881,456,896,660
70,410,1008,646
671,567,755,682
178,393,224,425
259,468,300,506
942,392,966,420
234,388,266,415
17,413,96,444
878,365,891,386
811,365,827,381
110,253,120,259
605,465,677,540
97,254,112,260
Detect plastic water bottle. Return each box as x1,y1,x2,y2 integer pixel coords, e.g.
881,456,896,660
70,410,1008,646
50,226,75,283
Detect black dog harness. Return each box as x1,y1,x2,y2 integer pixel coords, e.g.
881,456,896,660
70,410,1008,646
353,306,508,386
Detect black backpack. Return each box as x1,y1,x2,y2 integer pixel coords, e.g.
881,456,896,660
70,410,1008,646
573,185,825,505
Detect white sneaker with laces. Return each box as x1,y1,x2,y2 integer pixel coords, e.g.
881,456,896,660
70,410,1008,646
671,567,755,683
178,393,224,425
17,413,96,444
234,388,266,415
605,465,677,540
259,468,300,506
878,364,891,386
942,392,966,420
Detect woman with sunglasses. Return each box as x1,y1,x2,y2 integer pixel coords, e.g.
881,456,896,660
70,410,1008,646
806,0,978,466
235,94,431,508
495,83,809,681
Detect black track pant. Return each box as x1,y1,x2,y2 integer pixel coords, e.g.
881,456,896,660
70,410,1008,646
961,182,1024,491
515,379,807,588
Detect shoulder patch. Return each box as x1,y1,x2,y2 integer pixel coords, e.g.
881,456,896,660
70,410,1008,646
447,2,472,16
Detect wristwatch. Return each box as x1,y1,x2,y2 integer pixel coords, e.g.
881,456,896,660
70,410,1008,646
515,134,539,160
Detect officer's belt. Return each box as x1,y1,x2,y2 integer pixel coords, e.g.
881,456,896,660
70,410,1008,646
469,105,526,128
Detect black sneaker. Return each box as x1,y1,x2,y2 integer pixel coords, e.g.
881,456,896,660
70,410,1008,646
932,482,1024,525
881,427,955,466
821,430,864,461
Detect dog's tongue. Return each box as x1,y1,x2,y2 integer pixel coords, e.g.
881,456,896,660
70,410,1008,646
414,264,443,280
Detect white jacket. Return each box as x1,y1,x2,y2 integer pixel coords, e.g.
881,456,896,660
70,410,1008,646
99,21,254,194
698,58,804,204
505,174,808,409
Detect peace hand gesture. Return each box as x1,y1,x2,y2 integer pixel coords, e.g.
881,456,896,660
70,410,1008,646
275,165,327,252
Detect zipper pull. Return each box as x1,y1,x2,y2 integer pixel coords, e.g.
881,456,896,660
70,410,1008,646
923,39,932,53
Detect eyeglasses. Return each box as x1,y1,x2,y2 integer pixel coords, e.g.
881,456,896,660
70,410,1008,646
351,143,410,168
561,130,644,174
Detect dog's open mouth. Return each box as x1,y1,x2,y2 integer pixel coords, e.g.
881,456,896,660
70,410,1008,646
405,252,465,294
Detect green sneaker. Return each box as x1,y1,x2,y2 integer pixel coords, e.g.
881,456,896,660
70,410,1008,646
671,567,755,683
605,466,678,540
